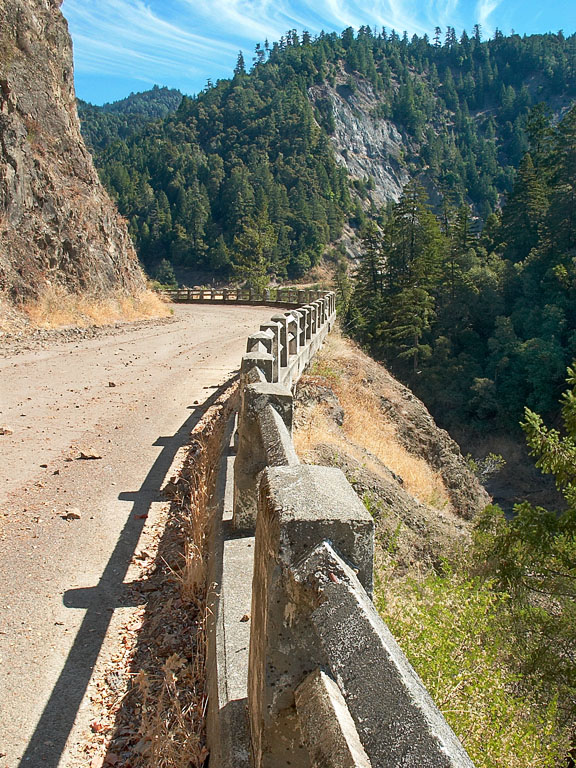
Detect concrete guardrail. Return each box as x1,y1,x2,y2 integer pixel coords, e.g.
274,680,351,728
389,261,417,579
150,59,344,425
162,286,327,308
206,290,476,768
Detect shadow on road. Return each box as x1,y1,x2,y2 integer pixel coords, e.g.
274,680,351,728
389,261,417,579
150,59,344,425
17,378,236,768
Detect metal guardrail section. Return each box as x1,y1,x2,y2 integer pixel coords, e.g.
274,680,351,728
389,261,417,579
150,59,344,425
212,290,476,768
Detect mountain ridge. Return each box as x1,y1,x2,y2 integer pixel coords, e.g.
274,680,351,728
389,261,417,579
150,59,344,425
78,27,576,281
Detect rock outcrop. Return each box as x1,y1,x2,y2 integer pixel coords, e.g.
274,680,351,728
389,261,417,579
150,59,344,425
0,0,145,304
309,72,409,206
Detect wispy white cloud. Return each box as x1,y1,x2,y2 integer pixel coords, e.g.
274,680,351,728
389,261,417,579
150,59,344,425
62,0,562,102
424,0,462,31
65,0,436,99
476,0,502,33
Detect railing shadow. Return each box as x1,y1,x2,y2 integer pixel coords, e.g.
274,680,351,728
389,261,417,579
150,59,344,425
17,379,236,768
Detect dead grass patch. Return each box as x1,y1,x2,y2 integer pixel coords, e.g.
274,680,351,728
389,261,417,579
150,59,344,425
295,331,451,510
22,285,171,329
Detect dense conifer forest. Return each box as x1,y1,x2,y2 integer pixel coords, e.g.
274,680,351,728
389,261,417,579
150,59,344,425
80,28,576,273
79,27,576,430
350,103,576,430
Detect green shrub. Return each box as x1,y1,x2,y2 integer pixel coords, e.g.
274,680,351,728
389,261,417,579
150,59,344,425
376,567,569,768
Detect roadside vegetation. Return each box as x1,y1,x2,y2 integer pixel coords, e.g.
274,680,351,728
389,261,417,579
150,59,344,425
19,285,170,330
295,332,575,767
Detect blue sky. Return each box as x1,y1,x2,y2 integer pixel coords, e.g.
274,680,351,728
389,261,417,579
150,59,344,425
61,0,576,105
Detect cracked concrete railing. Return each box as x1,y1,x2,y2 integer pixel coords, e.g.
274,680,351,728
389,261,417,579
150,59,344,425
233,293,335,533
216,290,476,768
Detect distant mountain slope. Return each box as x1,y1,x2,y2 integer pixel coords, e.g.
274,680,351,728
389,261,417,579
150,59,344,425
99,85,183,117
0,0,145,307
79,28,576,281
78,86,183,151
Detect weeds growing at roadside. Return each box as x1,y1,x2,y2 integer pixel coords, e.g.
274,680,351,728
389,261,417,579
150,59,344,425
377,565,570,768
22,285,171,329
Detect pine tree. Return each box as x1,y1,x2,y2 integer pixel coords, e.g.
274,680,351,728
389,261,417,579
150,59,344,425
475,365,576,712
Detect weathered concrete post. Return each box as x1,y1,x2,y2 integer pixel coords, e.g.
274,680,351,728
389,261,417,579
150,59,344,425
271,314,290,370
287,312,300,357
259,321,281,382
248,465,374,768
300,306,312,341
293,309,306,348
310,303,318,335
317,297,326,326
232,384,294,532
241,350,274,384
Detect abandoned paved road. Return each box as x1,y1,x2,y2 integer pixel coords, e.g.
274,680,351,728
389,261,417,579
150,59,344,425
0,304,273,768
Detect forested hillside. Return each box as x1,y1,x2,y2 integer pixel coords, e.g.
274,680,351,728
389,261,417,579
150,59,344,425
78,26,576,432
79,28,576,284
78,85,182,151
350,103,576,431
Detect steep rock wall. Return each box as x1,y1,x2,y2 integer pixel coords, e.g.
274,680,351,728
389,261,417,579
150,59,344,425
0,0,145,303
309,72,409,206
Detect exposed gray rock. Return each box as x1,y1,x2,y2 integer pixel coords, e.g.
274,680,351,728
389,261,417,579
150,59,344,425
0,0,145,304
309,73,410,206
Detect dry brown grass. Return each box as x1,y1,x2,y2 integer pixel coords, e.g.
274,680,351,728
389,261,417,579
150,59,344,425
21,285,171,329
294,331,451,510
121,455,214,767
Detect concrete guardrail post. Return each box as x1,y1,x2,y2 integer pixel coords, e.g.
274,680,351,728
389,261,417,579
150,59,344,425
248,465,374,768
233,384,294,533
301,306,312,341
240,349,274,384
317,298,325,326
287,312,299,357
310,303,318,335
259,321,281,383
293,309,306,348
271,314,290,370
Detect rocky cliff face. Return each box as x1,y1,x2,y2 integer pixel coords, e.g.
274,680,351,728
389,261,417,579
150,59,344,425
309,71,409,206
0,0,145,304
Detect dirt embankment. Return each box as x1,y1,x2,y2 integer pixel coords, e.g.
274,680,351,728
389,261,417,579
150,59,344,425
293,331,490,572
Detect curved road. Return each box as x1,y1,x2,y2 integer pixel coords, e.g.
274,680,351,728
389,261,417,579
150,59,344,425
0,304,273,768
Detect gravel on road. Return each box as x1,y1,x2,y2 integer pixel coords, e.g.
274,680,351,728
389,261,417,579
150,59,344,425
0,304,273,768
